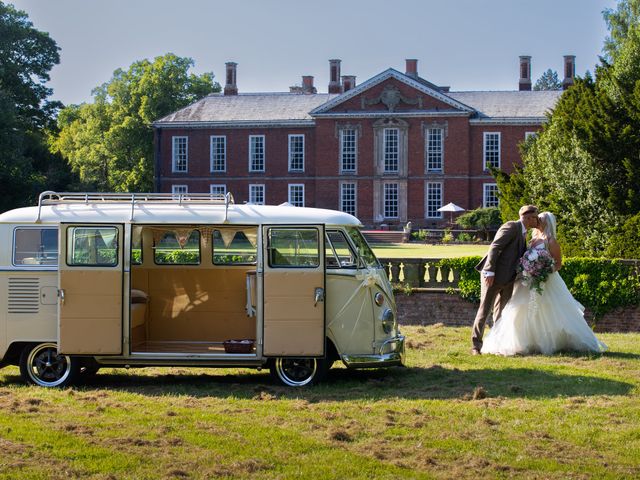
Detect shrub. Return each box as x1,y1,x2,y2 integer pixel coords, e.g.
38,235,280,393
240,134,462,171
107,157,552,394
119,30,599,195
411,229,427,242
560,258,640,319
605,213,640,260
457,232,473,243
441,229,454,244
455,207,502,240
437,256,640,321
437,256,482,303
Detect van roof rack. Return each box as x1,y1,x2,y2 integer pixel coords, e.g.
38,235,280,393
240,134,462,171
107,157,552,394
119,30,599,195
36,191,235,223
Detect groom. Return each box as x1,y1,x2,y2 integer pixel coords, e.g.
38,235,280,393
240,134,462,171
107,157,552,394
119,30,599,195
471,205,539,354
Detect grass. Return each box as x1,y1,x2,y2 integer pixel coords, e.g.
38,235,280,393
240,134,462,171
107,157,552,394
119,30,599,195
1,325,640,479
372,243,488,258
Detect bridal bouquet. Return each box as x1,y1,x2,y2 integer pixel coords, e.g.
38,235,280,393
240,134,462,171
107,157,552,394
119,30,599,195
518,247,555,294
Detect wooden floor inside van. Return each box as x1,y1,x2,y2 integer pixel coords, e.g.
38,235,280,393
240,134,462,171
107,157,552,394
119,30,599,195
132,341,256,355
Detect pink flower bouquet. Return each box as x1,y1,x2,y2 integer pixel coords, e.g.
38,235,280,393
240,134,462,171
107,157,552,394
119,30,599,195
518,247,555,294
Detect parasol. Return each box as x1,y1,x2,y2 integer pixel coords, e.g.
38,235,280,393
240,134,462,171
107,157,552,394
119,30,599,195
437,202,466,224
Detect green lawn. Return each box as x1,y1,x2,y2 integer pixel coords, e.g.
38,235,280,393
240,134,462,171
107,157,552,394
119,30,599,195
373,242,488,258
1,325,639,479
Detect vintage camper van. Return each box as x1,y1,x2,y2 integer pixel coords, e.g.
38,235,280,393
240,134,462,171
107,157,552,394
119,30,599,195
0,192,404,387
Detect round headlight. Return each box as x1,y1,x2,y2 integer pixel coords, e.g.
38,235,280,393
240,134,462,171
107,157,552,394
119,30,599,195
381,308,395,334
374,292,385,306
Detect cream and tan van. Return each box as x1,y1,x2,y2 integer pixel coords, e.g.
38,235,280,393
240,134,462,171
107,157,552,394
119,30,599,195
0,191,404,387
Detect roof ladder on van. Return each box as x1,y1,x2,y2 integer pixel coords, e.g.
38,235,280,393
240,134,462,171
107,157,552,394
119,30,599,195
35,190,235,223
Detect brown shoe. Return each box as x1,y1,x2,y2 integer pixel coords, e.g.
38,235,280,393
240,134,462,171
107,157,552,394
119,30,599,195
471,348,481,355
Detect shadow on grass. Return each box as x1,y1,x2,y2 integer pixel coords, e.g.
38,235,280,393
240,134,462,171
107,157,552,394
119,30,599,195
603,351,640,360
2,364,632,401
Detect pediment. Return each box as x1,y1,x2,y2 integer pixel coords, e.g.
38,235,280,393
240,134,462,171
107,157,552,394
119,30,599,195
310,69,475,116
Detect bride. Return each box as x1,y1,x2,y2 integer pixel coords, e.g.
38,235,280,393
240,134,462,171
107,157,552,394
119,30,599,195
481,212,608,356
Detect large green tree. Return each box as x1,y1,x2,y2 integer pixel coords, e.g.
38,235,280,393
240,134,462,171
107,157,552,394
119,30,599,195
495,0,640,257
0,2,72,211
51,54,220,192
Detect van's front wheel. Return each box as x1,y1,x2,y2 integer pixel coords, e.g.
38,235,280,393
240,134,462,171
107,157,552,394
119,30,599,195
19,343,80,388
270,358,328,387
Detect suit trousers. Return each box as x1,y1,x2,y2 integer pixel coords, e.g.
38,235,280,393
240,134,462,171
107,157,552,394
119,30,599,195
471,279,515,350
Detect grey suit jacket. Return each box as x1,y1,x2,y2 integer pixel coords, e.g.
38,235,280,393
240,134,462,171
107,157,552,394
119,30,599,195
475,220,526,286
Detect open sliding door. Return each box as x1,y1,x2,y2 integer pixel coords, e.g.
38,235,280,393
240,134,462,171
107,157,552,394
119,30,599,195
262,226,325,357
58,223,124,355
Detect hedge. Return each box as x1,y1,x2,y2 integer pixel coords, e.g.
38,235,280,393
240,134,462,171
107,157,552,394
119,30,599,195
437,256,640,321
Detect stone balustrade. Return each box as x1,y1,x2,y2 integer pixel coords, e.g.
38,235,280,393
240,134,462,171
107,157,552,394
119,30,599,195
377,257,640,290
378,258,461,289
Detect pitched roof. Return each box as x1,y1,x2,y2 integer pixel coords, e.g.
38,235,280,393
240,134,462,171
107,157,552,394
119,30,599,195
447,90,562,119
154,93,338,126
152,73,563,127
309,68,475,116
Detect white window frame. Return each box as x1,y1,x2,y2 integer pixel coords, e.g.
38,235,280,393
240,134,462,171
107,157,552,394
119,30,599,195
249,135,265,172
172,136,188,173
210,136,227,173
249,184,265,205
483,183,499,208
339,129,357,174
210,184,227,197
288,184,305,207
340,182,357,216
525,131,537,140
383,182,399,219
288,134,305,172
426,128,443,172
425,182,443,219
383,128,399,174
483,132,501,170
172,185,188,194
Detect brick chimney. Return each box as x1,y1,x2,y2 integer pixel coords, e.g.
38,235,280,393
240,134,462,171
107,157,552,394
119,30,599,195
563,55,575,90
405,59,418,78
328,59,341,94
342,75,356,92
519,56,532,91
224,62,238,96
302,75,316,94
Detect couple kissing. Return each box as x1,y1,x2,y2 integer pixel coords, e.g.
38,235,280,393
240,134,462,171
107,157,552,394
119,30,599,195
471,205,607,356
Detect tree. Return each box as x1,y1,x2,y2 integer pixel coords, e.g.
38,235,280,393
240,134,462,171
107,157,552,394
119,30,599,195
51,54,220,192
494,2,640,257
533,69,562,91
455,207,502,240
603,0,640,62
0,2,72,211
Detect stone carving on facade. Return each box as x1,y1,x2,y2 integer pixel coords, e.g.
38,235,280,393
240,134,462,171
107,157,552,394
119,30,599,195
421,120,449,138
361,84,423,112
334,122,362,139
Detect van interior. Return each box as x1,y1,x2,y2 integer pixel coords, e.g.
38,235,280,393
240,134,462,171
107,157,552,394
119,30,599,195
129,225,258,355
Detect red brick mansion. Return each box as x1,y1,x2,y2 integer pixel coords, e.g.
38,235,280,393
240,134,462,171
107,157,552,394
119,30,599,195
152,56,571,227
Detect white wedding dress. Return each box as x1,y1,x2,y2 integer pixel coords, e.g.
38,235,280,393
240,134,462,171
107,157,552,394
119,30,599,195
481,243,608,356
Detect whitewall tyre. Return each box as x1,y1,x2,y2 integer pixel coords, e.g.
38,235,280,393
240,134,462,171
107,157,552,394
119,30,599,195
270,358,328,387
19,343,80,388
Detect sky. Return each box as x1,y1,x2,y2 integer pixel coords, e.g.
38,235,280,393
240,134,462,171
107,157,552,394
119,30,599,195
10,0,618,106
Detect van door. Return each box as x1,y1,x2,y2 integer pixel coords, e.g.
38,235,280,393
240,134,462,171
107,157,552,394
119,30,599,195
262,226,325,357
58,224,124,354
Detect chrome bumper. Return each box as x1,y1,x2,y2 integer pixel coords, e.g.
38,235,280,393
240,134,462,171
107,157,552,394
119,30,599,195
341,334,405,368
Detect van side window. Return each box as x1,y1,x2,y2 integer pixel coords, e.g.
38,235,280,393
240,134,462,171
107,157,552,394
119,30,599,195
212,228,257,265
67,227,118,266
13,228,58,266
326,231,357,268
131,226,142,265
268,228,319,268
154,229,200,265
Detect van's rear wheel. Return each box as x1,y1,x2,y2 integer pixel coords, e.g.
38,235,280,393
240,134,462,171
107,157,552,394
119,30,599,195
19,343,80,388
270,358,328,387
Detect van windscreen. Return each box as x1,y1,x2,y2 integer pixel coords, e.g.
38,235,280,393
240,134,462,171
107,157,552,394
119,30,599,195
346,228,380,268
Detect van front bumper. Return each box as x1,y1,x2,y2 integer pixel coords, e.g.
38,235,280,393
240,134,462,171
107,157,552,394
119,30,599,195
341,334,405,368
